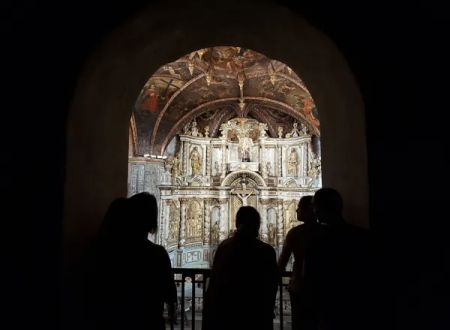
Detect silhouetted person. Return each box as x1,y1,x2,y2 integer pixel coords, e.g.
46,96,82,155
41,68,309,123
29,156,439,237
305,188,372,330
202,206,279,330
83,193,176,330
278,195,320,330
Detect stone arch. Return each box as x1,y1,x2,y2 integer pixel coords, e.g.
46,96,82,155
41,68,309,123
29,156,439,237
221,170,266,187
64,1,368,265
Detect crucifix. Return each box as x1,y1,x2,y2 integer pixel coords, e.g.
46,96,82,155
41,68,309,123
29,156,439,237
231,176,255,206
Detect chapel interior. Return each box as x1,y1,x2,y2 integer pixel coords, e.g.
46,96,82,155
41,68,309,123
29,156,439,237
128,47,322,268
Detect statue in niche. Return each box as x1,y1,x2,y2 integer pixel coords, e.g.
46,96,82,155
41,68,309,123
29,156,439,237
267,223,276,245
278,126,284,138
308,152,321,181
286,203,297,232
191,120,202,137
214,161,220,175
186,202,202,238
238,134,253,162
168,204,179,241
266,162,272,176
287,148,299,176
171,154,181,177
211,221,220,244
190,146,202,176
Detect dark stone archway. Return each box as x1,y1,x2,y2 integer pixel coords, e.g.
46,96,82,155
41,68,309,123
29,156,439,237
64,1,368,265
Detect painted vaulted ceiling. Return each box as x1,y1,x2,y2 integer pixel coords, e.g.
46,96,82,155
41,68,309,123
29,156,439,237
131,46,319,156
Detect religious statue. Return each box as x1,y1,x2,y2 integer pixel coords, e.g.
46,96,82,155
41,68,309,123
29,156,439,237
168,202,179,241
287,148,299,176
183,122,191,134
231,178,255,206
285,122,301,138
211,221,220,244
171,154,181,177
186,201,202,238
214,161,220,175
307,152,322,186
238,134,253,162
190,146,202,176
191,120,202,137
259,123,268,137
278,126,284,138
300,123,308,136
204,125,210,137
267,223,276,245
266,162,272,176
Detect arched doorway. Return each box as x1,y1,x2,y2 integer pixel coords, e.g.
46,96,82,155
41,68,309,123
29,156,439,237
128,47,323,266
64,2,368,267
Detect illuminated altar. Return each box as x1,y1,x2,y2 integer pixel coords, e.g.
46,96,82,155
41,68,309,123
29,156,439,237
129,117,321,268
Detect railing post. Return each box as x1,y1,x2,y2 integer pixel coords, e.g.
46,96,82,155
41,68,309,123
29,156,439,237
192,271,196,330
279,276,284,330
181,273,185,330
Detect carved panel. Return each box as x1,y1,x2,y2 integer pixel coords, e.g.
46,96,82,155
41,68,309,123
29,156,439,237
185,200,203,243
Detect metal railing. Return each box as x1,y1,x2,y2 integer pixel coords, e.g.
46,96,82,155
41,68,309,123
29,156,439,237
169,268,292,330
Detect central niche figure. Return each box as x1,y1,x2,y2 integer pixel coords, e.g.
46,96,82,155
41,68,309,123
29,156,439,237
238,134,253,162
287,148,299,176
190,146,202,176
186,201,202,238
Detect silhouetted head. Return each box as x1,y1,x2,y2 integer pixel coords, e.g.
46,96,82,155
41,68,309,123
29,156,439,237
235,206,260,238
312,188,344,224
128,192,158,237
297,195,315,224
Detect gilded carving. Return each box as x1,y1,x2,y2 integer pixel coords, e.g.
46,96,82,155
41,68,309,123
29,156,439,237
267,223,276,245
287,148,298,176
190,146,202,176
211,221,220,244
168,201,179,242
186,200,203,239
285,201,297,234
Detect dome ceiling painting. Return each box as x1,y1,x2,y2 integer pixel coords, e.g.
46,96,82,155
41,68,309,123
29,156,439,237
133,46,320,155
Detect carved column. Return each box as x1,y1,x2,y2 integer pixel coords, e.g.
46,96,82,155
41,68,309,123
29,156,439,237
205,144,212,177
204,199,212,244
220,141,226,179
179,198,187,248
218,198,228,240
301,143,307,178
156,199,170,245
277,200,285,246
182,141,188,176
260,141,268,179
260,199,268,242
277,144,283,177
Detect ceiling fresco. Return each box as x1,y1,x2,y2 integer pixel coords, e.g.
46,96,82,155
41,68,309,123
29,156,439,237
133,46,319,155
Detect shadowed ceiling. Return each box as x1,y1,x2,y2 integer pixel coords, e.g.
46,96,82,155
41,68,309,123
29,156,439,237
132,46,320,155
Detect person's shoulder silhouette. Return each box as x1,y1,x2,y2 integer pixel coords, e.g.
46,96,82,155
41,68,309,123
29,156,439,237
83,192,176,330
203,206,279,330
306,188,372,330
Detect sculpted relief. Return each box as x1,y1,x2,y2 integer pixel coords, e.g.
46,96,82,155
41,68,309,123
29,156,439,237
190,146,202,176
186,200,203,240
167,201,180,243
287,148,299,176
